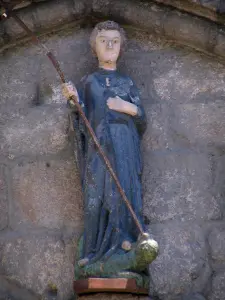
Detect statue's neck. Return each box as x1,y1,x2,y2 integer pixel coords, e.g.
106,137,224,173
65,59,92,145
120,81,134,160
98,61,117,71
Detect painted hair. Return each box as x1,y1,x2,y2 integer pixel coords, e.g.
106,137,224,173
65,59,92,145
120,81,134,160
90,20,126,54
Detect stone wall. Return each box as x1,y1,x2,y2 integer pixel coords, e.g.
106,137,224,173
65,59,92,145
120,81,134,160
2,0,225,62
153,0,225,24
1,1,225,300
0,27,88,300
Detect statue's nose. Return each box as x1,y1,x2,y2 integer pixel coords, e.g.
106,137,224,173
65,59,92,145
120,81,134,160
107,40,113,49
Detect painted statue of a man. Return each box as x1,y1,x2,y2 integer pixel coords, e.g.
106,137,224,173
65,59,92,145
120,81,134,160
63,21,158,283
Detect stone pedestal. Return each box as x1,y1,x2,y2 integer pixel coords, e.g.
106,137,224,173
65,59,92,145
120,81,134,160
77,291,150,300
74,278,148,295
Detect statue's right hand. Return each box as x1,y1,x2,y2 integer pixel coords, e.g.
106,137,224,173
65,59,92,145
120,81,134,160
62,81,78,101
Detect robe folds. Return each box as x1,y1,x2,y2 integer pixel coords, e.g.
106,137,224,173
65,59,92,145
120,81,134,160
71,68,147,261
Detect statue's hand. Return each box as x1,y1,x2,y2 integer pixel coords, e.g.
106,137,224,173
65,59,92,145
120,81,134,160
107,96,138,116
62,81,78,101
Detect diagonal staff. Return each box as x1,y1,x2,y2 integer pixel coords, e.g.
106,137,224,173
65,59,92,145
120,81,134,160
0,0,145,235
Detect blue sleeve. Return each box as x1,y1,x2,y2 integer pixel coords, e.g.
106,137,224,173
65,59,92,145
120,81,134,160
129,81,147,136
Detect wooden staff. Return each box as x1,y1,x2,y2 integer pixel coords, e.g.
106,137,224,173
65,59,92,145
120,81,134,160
0,0,144,235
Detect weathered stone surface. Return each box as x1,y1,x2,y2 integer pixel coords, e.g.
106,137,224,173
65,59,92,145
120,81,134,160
185,0,221,11
11,159,83,230
93,0,165,35
148,222,211,300
0,46,42,124
72,0,92,16
143,102,225,151
32,0,90,30
182,293,206,300
143,151,222,222
152,0,225,29
13,1,32,10
33,0,74,30
213,154,225,213
154,0,225,14
2,0,89,45
141,51,225,155
0,233,76,300
0,275,40,300
3,7,35,40
125,28,167,52
208,271,225,300
214,29,225,57
0,28,92,123
208,225,225,263
174,102,225,147
1,106,69,157
0,23,6,46
143,103,182,150
151,53,225,105
0,166,8,230
163,11,212,51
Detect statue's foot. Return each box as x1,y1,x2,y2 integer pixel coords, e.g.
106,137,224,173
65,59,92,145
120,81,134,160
78,257,89,267
74,233,159,279
121,240,132,251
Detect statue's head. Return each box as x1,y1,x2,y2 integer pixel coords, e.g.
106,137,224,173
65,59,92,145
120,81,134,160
90,21,126,64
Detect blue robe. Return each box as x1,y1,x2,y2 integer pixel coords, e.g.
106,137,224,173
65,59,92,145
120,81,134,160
71,68,147,263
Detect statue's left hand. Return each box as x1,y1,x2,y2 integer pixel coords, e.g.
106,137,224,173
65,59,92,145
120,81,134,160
107,96,138,116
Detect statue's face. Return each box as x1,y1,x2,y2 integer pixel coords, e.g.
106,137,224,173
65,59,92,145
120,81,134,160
95,29,121,64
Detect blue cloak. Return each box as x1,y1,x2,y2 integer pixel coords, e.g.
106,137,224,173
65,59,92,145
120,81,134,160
71,68,147,263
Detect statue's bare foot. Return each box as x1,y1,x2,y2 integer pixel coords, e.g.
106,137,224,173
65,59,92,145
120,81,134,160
122,240,132,251
78,257,89,267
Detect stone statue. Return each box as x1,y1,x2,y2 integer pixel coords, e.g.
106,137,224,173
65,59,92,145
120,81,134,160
62,20,158,290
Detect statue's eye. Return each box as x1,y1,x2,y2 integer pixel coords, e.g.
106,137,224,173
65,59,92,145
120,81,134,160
114,39,119,44
101,39,106,43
